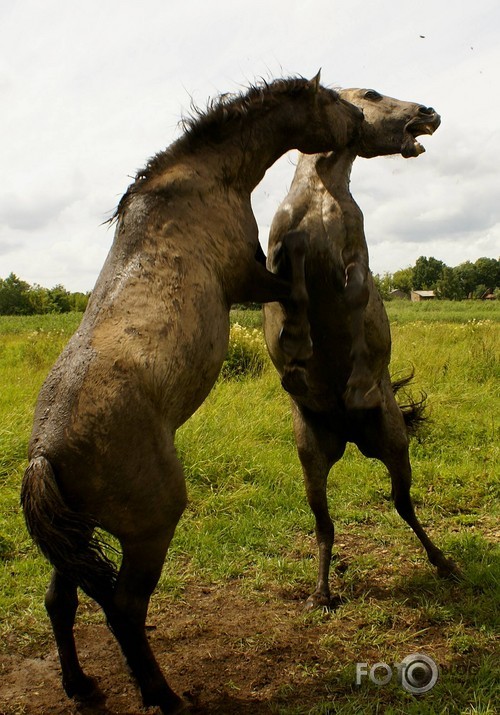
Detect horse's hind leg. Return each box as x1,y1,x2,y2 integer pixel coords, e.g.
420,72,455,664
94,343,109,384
291,403,346,609
104,536,185,713
360,398,459,578
97,452,188,714
45,569,100,700
388,452,459,578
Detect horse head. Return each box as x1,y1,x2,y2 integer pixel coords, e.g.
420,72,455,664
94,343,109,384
291,73,364,156
340,88,441,159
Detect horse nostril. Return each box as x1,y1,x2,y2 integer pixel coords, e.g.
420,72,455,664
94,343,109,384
418,105,434,115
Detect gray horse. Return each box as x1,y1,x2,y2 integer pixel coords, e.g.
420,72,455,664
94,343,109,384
263,88,459,611
21,74,365,714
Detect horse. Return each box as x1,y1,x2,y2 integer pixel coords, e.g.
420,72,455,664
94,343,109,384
21,73,365,714
263,88,460,611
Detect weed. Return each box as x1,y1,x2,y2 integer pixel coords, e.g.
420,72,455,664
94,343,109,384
220,322,267,379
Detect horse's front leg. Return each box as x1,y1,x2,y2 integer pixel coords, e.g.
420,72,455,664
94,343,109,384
238,232,313,395
343,258,382,409
273,231,313,395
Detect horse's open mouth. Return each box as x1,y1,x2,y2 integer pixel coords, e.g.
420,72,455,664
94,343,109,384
402,118,440,158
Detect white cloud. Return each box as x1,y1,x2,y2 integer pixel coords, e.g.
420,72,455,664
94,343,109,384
1,0,499,290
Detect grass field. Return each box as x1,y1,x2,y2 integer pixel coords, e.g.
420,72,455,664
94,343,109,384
0,302,498,714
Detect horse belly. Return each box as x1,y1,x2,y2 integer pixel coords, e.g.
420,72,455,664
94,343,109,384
28,301,230,518
147,314,230,427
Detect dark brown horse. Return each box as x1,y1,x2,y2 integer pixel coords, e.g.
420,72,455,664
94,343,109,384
21,74,364,713
263,88,459,611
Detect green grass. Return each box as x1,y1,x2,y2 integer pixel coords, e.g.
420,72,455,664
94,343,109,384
231,300,500,330
1,303,498,713
385,299,500,325
0,311,83,335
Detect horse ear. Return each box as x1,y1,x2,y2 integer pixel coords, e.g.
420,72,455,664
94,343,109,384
308,69,321,93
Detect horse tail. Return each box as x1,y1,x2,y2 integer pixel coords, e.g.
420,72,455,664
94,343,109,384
21,456,117,600
391,369,427,438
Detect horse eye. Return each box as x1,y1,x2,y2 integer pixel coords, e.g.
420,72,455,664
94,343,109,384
364,90,382,101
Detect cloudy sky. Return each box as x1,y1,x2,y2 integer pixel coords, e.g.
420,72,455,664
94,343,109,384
1,0,499,292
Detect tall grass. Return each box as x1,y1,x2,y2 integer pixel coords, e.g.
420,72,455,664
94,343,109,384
0,312,82,335
385,299,499,325
220,322,267,379
0,303,498,713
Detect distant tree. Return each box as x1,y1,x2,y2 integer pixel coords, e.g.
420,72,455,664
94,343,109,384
474,257,500,290
0,274,92,314
68,292,90,312
454,261,478,298
392,267,413,294
0,273,32,315
373,272,392,299
412,256,446,290
27,284,53,313
436,266,464,300
230,302,262,311
48,284,71,313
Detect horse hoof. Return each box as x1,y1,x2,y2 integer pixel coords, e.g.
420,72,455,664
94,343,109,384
143,688,188,714
304,593,332,612
305,593,344,612
437,559,462,580
65,674,104,703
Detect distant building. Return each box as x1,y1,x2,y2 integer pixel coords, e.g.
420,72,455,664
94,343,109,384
389,289,410,300
411,290,436,302
479,288,496,300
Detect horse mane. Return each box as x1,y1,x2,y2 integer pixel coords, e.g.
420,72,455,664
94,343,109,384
109,76,332,223
182,76,322,141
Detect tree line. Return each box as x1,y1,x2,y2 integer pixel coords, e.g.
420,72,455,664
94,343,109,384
373,256,499,300
1,256,499,315
0,274,90,315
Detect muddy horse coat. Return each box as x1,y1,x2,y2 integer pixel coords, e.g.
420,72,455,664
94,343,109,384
263,88,459,610
21,75,365,714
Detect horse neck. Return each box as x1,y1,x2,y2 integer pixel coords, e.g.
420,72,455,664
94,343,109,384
314,149,364,245
219,101,337,192
313,150,356,197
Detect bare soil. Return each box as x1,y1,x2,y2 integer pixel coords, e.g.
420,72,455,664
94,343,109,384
1,580,341,715
0,531,472,715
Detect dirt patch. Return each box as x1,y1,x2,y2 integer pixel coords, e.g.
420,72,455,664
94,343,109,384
0,531,472,714
1,581,341,715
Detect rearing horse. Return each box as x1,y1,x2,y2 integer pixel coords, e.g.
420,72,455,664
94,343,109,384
263,88,459,611
21,74,363,714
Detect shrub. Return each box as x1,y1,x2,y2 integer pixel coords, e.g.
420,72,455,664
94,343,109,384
220,323,267,379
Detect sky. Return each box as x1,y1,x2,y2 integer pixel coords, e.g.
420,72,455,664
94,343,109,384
1,0,499,292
